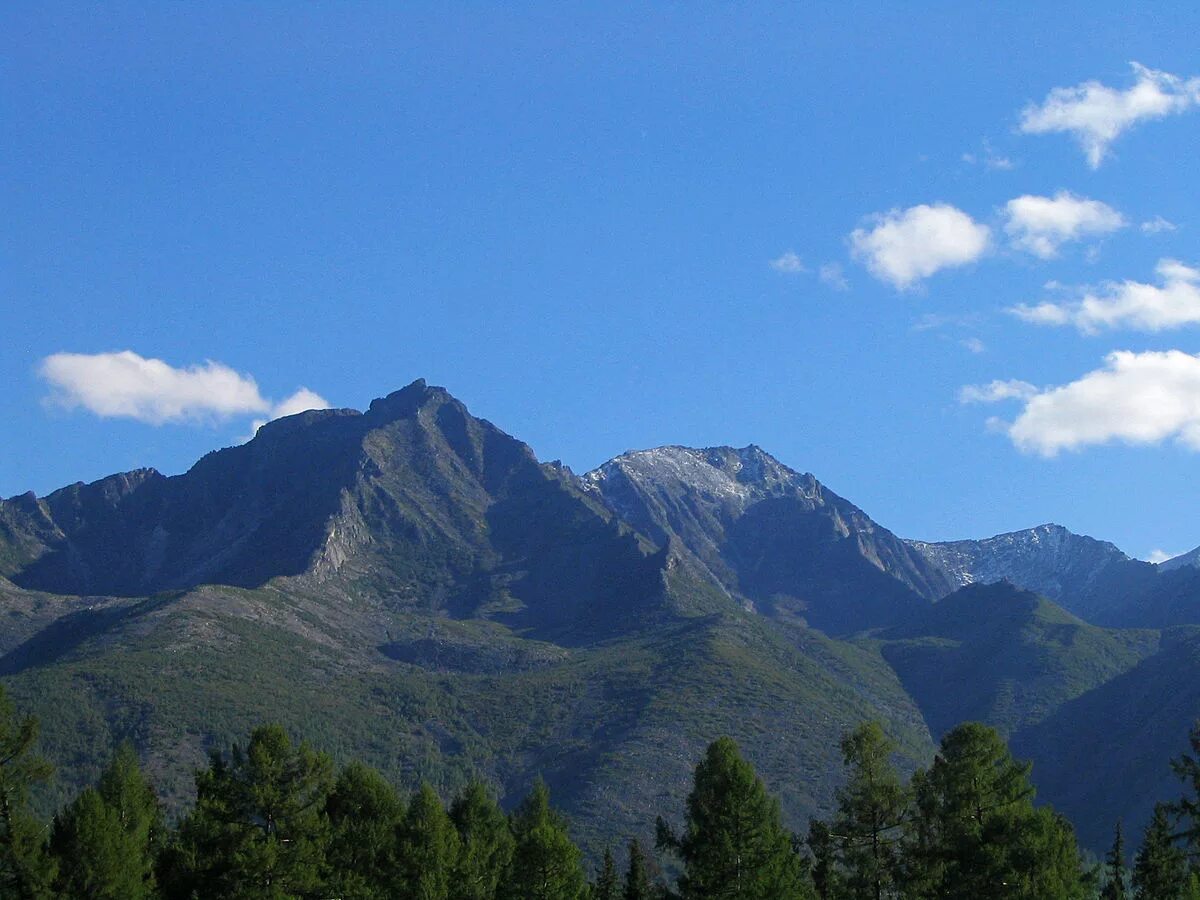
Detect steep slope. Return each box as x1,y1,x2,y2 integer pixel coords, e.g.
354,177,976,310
907,524,1156,622
1012,626,1200,852
583,446,952,634
875,582,1158,741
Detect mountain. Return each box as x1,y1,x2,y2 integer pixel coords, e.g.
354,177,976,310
875,582,1158,741
1160,545,1200,572
907,524,1156,622
583,446,953,634
3,379,1199,859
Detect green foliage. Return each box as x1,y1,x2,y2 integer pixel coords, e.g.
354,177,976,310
51,742,162,899
0,685,56,899
451,781,515,900
397,783,461,900
504,779,587,900
1133,804,1189,900
903,721,1086,899
1102,821,1128,900
592,847,618,900
622,839,655,900
325,761,404,899
832,720,907,899
660,736,812,900
161,723,334,899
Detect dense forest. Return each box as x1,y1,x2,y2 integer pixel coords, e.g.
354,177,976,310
2,686,1200,899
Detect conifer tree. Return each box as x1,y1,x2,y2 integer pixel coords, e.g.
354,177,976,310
51,742,162,899
832,721,906,900
502,778,587,900
657,736,812,900
396,783,461,900
1102,820,1128,900
451,781,515,900
1133,804,1189,900
806,819,841,900
622,838,654,900
0,686,56,899
592,847,618,900
159,723,334,899
906,722,1085,899
325,761,403,899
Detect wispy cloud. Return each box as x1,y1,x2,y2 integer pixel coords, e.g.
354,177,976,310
1009,259,1200,333
769,251,806,274
958,379,1039,405
850,204,990,290
962,139,1014,171
1020,63,1200,168
1141,216,1178,234
1003,191,1125,259
977,350,1200,456
818,262,849,291
39,350,329,428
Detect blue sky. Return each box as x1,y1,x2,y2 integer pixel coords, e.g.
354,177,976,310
4,3,1200,559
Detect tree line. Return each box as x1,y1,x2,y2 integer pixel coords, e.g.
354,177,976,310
3,684,1200,898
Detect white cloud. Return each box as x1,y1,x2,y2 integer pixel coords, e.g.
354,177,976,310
850,204,991,289
1003,191,1125,258
958,379,1039,405
987,350,1200,456
245,388,333,440
1142,215,1178,234
1020,63,1200,168
770,251,806,274
39,350,329,427
1009,259,1200,333
961,337,987,354
818,262,849,291
1148,549,1178,564
962,139,1014,171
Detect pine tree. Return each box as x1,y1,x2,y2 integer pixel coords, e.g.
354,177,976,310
1102,821,1128,900
907,722,1085,899
451,781,515,900
51,742,162,899
325,761,403,899
806,819,841,900
501,779,587,900
592,848,618,900
0,686,56,899
832,721,906,900
623,838,653,900
159,723,334,899
657,736,812,900
1133,804,1188,900
396,783,460,900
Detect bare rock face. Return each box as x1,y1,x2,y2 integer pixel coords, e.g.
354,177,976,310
1160,545,1200,572
584,445,953,634
906,524,1156,622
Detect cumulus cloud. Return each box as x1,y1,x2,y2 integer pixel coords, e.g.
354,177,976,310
770,251,806,273
39,350,329,428
819,262,849,291
1003,191,1125,258
1009,259,1200,333
1148,549,1178,564
1020,63,1200,168
850,204,991,289
983,350,1200,456
958,379,1039,405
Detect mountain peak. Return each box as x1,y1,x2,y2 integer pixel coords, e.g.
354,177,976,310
365,378,456,422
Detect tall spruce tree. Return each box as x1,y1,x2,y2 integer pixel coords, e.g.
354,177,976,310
657,736,812,900
51,742,162,899
1102,821,1128,900
325,761,403,899
451,781,515,900
0,686,56,900
159,723,334,899
1133,804,1189,900
396,783,460,900
592,848,618,900
502,779,587,900
806,819,841,900
832,721,907,900
622,838,654,900
906,722,1085,899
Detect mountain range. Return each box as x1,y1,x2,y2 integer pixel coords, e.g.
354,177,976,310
1,379,1199,856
